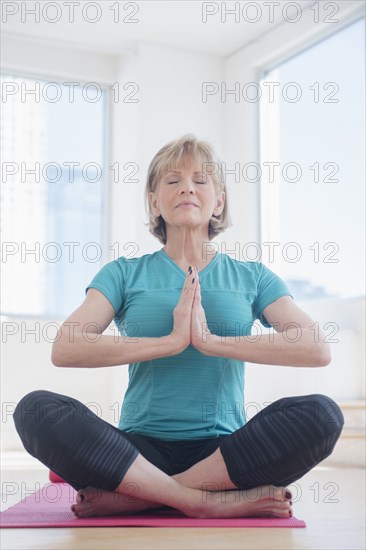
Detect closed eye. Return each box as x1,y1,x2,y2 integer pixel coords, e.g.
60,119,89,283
167,181,206,184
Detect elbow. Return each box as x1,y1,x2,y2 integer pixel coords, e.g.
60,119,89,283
51,342,69,368
313,343,332,367
51,350,65,368
51,326,81,367
51,329,64,367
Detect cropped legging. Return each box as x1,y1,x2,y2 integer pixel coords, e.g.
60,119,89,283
13,390,344,492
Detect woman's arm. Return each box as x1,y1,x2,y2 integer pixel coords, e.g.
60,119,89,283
51,288,184,368
198,296,331,368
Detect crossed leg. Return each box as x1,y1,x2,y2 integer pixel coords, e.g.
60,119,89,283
72,393,344,518
71,447,293,519
14,389,284,519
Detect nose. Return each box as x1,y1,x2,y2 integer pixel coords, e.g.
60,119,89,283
178,177,195,194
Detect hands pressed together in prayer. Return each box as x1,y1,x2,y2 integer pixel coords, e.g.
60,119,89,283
171,266,213,354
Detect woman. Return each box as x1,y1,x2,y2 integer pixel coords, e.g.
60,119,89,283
13,135,344,520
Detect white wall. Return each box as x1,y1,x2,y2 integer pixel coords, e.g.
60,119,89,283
132,42,224,253
2,33,119,84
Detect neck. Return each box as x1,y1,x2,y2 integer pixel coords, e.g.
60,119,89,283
163,237,217,267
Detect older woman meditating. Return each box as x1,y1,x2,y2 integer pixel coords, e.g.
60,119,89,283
13,135,344,519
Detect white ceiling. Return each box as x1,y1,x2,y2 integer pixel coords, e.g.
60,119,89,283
2,0,316,57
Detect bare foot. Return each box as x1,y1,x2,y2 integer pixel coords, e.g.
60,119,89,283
71,484,293,520
71,486,169,518
198,484,293,519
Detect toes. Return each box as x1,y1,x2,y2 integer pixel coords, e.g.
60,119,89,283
272,486,286,501
75,486,102,504
83,486,102,503
274,503,292,519
71,504,78,517
273,486,292,501
76,491,85,504
273,500,292,517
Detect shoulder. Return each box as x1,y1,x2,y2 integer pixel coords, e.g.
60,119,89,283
104,250,159,270
218,253,265,277
102,251,162,282
218,255,288,300
222,254,282,274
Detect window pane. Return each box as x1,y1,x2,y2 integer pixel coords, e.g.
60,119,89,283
1,75,106,317
260,19,365,300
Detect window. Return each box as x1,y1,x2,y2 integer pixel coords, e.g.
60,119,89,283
1,75,106,317
260,18,365,300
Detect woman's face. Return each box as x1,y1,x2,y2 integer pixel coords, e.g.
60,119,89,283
150,155,225,233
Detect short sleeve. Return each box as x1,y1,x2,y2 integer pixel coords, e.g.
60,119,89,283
85,259,128,315
252,263,293,328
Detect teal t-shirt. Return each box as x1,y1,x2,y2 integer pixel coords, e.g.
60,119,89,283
85,248,293,441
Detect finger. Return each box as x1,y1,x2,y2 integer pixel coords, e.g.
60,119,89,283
195,267,200,285
189,267,197,289
191,276,199,302
193,271,201,297
182,267,194,291
181,268,198,303
193,283,200,302
185,267,192,283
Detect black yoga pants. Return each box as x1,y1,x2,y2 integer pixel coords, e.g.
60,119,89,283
13,390,344,492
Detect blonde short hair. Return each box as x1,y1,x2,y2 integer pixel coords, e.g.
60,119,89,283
144,134,232,245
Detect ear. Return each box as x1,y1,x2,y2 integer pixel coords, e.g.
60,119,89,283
149,191,161,217
213,191,225,216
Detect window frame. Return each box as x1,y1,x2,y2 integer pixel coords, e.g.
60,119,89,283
258,14,365,301
0,70,112,320
259,12,365,263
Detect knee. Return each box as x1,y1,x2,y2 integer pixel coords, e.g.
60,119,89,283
303,393,344,437
13,390,60,437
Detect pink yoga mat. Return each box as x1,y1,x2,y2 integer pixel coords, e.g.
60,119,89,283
0,483,306,528
49,471,65,483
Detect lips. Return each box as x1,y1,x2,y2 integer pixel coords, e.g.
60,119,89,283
176,202,198,207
